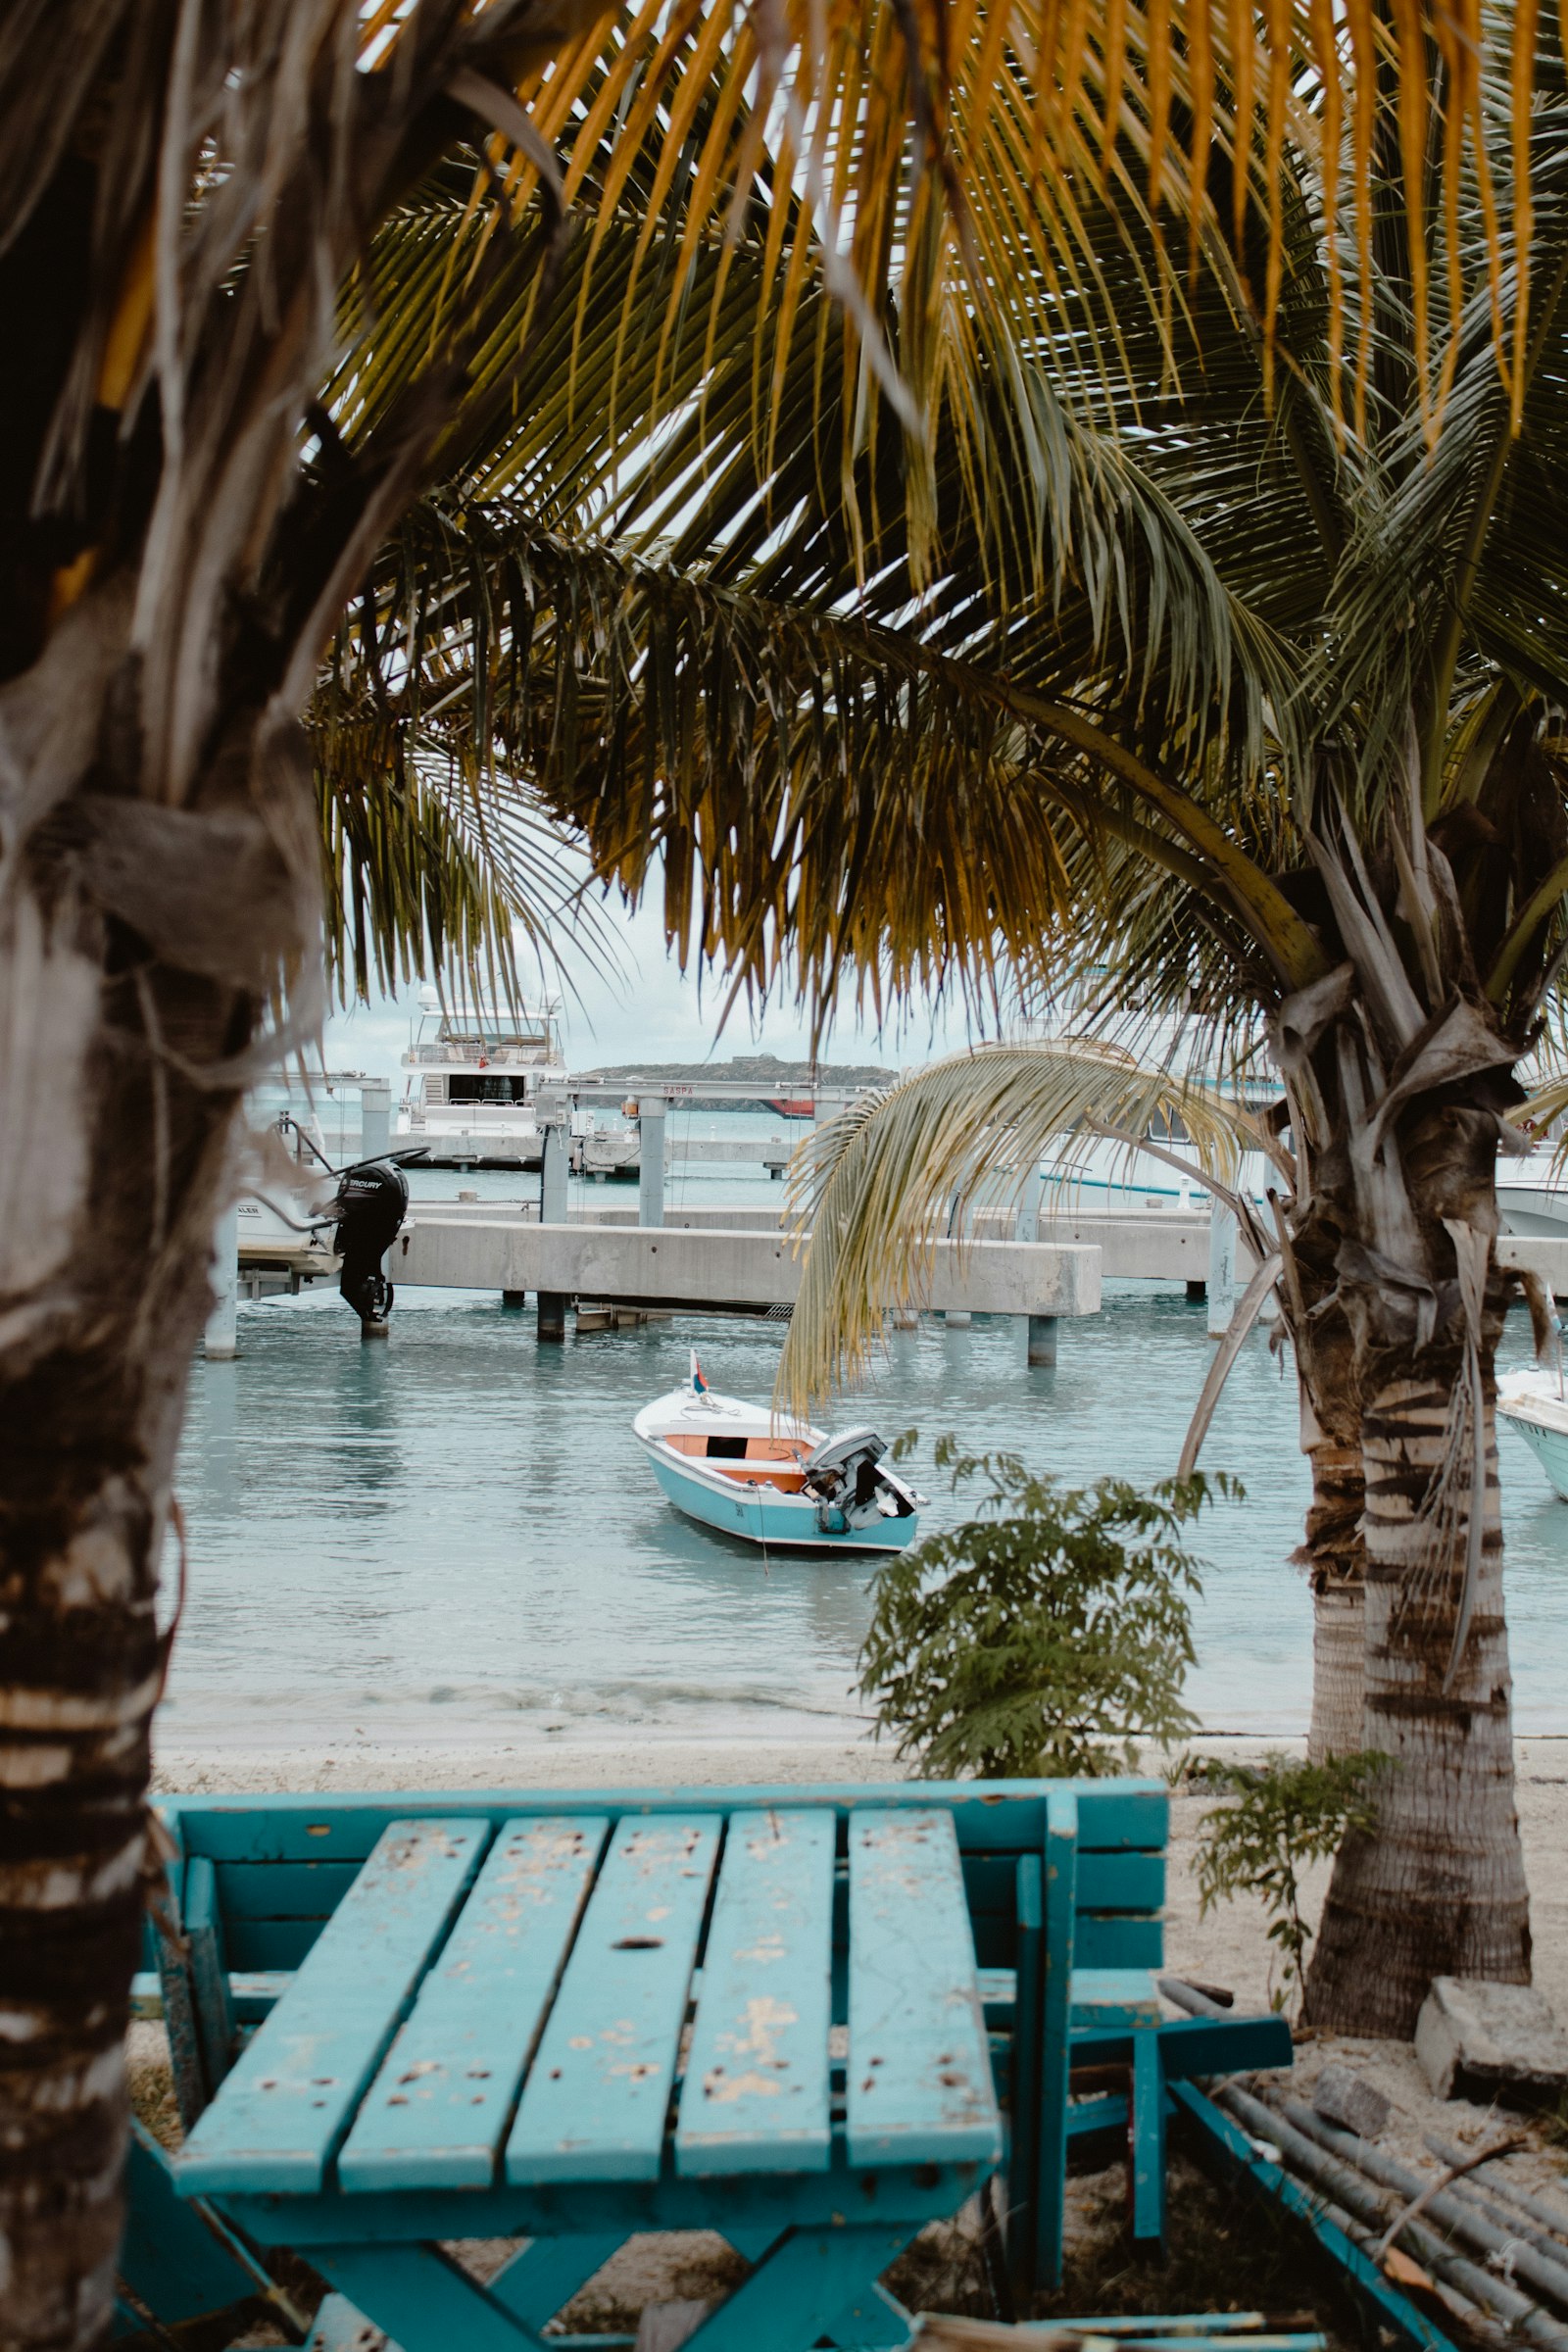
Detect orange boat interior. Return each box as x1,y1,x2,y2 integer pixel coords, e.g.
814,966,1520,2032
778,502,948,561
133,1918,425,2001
660,1431,812,1490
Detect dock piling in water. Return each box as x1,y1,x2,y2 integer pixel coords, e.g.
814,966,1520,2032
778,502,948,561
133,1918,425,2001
638,1105,665,1229
1206,1208,1237,1337
541,1118,570,1223
1027,1312,1058,1367
204,1205,240,1360
360,1078,391,1160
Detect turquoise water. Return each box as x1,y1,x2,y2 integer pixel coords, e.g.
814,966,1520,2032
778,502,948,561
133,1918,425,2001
168,1145,1568,1745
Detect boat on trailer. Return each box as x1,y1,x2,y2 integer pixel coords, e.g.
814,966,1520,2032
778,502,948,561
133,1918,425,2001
633,1357,926,1552
1496,1365,1568,1499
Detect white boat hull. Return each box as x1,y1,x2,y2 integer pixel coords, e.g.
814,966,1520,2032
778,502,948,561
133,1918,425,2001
1497,1376,1568,1501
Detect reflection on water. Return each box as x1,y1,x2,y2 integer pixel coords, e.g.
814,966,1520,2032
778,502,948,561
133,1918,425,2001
169,1264,1568,1746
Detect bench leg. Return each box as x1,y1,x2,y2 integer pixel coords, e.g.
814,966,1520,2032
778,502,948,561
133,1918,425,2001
1129,2033,1166,2248
307,2291,406,2351
1006,1855,1044,2308
680,2226,921,2352
489,2233,629,2329
313,2244,545,2352
1036,1788,1078,2293
819,2278,910,2347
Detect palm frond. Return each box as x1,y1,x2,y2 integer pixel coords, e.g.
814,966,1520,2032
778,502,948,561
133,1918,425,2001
776,1039,1268,1413
314,738,620,1008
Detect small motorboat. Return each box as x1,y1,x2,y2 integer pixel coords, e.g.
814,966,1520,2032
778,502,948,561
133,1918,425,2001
633,1355,926,1552
1497,1366,1568,1499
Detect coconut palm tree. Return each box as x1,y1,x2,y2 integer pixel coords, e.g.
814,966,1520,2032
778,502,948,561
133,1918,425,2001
764,1032,1375,1766
328,17,1568,2041
0,4,994,2333
0,0,1545,2336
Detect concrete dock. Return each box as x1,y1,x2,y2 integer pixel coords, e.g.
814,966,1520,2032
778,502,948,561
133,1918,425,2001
393,1213,1101,1327
230,1171,1568,1357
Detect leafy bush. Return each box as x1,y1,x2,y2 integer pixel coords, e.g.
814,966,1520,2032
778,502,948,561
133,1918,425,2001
858,1439,1234,1778
1194,1751,1386,2020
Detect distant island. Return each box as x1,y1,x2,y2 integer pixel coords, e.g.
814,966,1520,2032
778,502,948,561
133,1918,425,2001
575,1052,897,1113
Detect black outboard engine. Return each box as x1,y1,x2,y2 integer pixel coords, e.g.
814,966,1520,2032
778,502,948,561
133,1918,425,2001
332,1158,410,1335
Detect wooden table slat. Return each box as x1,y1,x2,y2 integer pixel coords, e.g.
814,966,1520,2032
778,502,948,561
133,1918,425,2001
178,1819,489,2195
505,1815,721,2184
675,1809,834,2178
338,1816,612,2190
845,1810,1001,2168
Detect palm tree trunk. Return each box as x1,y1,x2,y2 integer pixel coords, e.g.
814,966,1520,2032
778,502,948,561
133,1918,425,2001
1288,1247,1366,1763
0,877,250,2348
1306,1305,1531,2035
1303,1434,1366,1762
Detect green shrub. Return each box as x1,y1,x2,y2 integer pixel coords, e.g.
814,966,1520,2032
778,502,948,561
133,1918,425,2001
1194,1751,1386,2020
857,1439,1234,1778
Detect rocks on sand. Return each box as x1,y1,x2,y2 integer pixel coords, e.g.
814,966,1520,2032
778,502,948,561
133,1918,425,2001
1311,2062,1392,2139
1415,1977,1568,2108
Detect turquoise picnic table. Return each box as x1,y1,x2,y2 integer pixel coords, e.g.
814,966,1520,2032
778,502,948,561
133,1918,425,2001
136,1780,1293,2352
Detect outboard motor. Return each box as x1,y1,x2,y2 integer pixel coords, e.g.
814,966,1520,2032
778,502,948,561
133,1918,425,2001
332,1157,410,1336
801,1428,921,1533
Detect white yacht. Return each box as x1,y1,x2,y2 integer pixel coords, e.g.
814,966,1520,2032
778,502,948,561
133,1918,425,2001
1496,1146,1568,1239
398,989,565,1167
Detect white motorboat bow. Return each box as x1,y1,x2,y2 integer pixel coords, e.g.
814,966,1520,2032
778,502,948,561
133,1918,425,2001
1497,1365,1568,1499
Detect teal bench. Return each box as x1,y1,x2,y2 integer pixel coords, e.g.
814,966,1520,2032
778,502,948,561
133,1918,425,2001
129,1780,1289,2348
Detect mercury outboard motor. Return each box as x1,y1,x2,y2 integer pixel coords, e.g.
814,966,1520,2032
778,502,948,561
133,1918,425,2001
801,1428,923,1533
332,1157,410,1334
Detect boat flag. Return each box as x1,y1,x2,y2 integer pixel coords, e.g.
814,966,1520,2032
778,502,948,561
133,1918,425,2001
690,1350,709,1394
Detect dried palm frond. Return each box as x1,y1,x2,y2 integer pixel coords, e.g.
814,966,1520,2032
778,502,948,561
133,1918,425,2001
775,1037,1269,1412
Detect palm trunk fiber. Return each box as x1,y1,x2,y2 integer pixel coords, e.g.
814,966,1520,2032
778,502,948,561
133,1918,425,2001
1304,1437,1366,1762
0,882,247,2350
1307,1304,1531,2036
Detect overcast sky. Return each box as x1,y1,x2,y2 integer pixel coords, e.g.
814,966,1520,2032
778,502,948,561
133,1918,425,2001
321,890,982,1088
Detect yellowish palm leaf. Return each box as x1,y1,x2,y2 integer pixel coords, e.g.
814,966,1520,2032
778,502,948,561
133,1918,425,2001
777,1036,1272,1413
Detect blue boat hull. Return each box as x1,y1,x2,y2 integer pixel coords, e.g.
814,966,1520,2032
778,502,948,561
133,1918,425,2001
644,1447,921,1552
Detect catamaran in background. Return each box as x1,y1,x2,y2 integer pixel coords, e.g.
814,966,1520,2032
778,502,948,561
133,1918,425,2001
398,987,565,1168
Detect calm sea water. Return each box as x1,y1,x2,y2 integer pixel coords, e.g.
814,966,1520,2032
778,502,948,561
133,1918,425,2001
165,1129,1568,1747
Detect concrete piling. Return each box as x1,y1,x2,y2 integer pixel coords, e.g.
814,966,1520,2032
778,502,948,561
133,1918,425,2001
1206,1207,1237,1336
360,1078,391,1160
538,1119,570,1341
203,1205,240,1360
638,1104,665,1229
1026,1312,1058,1367
541,1118,569,1223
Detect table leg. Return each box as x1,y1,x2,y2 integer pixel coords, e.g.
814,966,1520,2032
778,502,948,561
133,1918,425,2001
314,2243,545,2352
490,2234,630,2329
819,2278,911,2347
681,2226,920,2352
